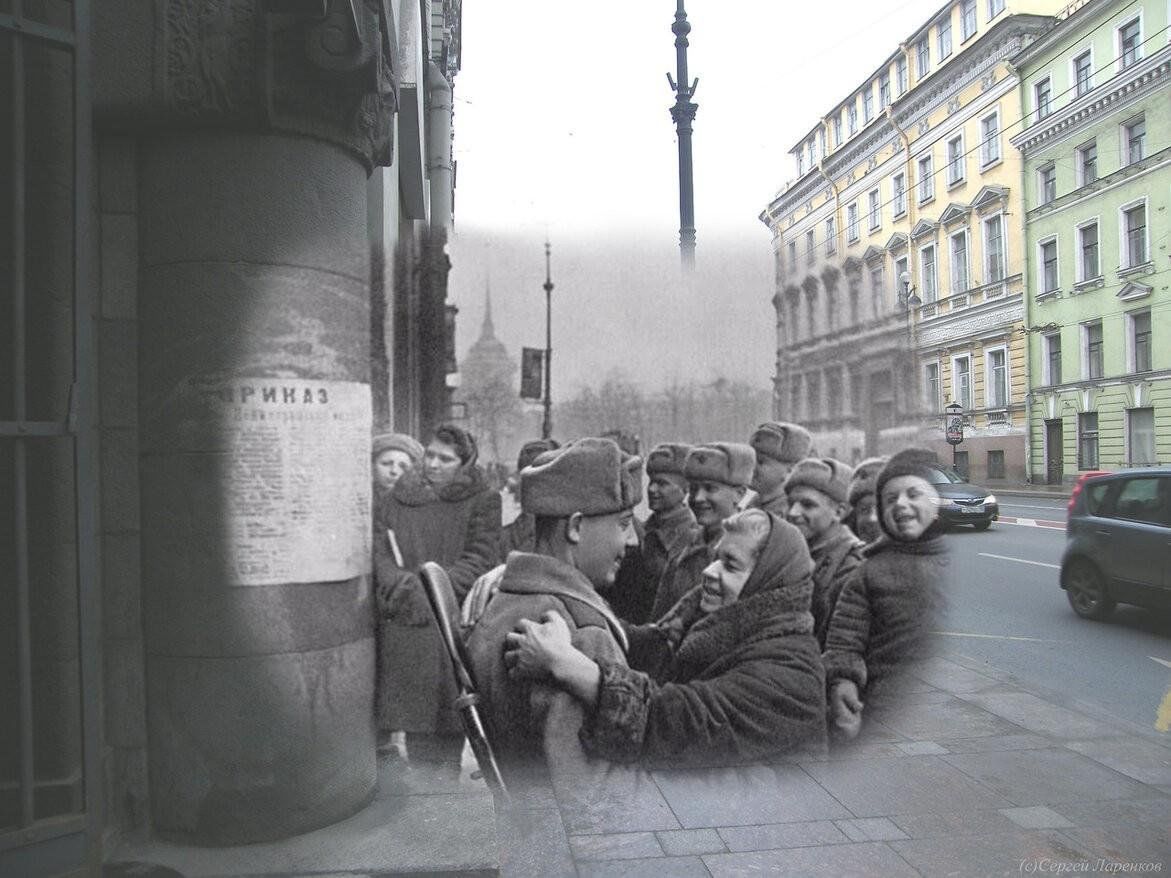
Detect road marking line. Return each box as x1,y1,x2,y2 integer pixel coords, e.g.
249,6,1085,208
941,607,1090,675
1001,503,1070,511
977,552,1061,569
934,631,1066,643
1150,657,1171,670
996,516,1065,530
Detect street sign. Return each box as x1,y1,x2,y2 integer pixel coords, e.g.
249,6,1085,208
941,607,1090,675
945,401,964,446
520,347,544,400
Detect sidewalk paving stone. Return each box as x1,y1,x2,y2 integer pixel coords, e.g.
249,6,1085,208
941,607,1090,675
655,828,726,857
1064,736,1171,786
555,770,681,835
834,817,910,842
998,806,1075,829
912,656,1004,693
958,690,1120,739
1054,794,1171,826
890,808,1024,838
802,755,1013,817
716,820,848,852
890,829,1096,877
933,732,1052,753
703,840,920,877
576,855,711,877
895,741,950,756
941,748,1153,806
872,696,1026,741
498,807,575,878
1057,820,1171,865
800,741,908,762
568,832,663,861
651,764,852,828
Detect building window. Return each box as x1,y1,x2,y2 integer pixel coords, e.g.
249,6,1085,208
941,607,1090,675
987,348,1007,408
980,112,1000,166
925,362,940,412
918,154,934,203
987,449,1005,479
984,214,1004,282
950,230,969,293
1123,201,1148,268
889,173,908,217
1077,221,1099,281
870,264,885,312
961,0,977,40
879,73,891,109
790,374,803,420
1045,333,1062,385
788,240,798,272
1084,321,1104,380
988,0,1004,19
847,104,858,135
807,140,815,166
806,229,816,265
921,244,937,302
1119,18,1142,69
954,355,972,409
896,57,908,95
797,151,806,176
1035,77,1052,120
863,87,874,122
939,17,952,58
1040,238,1059,293
917,38,930,78
1131,310,1152,372
1038,163,1056,205
807,372,822,420
825,217,837,255
1124,116,1145,165
1077,141,1097,185
833,115,843,146
1078,412,1100,469
868,188,881,230
817,128,826,159
847,203,860,242
1127,408,1156,465
893,256,908,289
947,135,965,185
1074,51,1093,97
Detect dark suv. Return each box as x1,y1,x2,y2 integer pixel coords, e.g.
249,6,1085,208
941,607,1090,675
1060,468,1171,620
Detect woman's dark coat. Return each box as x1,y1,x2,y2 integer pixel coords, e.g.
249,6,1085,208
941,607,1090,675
581,514,828,768
374,466,501,734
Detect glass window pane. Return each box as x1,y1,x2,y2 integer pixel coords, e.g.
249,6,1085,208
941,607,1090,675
23,41,75,423
26,436,83,821
22,0,73,29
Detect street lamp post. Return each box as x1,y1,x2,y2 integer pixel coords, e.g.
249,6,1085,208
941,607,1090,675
668,0,698,270
542,241,554,440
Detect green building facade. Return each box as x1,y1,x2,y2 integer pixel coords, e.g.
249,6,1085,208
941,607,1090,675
1012,0,1170,484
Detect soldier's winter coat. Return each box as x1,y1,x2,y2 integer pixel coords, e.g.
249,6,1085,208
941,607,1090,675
808,524,865,650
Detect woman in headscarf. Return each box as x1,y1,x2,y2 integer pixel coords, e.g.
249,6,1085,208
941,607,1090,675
503,508,827,768
374,424,501,770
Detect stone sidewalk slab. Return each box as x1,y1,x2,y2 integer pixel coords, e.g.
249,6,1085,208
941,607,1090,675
1058,820,1171,865
941,748,1153,806
703,840,920,877
999,805,1075,829
576,855,710,877
890,829,1095,876
873,696,1027,740
1065,736,1171,786
655,828,726,857
568,832,663,862
959,690,1120,739
716,820,847,852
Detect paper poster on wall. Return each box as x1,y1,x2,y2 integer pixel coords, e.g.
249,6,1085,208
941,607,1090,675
210,379,372,586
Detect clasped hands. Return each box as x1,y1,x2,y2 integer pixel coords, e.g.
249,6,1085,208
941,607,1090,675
829,679,864,739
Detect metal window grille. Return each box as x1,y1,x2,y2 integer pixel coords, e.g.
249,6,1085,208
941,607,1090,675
987,450,1005,479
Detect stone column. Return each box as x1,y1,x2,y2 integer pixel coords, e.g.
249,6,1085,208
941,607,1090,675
94,0,397,845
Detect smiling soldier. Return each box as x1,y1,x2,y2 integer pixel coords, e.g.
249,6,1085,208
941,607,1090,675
464,437,642,767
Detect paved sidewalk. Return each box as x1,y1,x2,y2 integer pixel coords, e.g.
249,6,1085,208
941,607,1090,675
502,651,1171,878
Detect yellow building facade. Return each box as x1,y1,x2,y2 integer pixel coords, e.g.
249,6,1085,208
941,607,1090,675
762,0,1064,482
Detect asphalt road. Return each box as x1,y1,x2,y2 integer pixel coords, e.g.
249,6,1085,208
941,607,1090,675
938,515,1171,735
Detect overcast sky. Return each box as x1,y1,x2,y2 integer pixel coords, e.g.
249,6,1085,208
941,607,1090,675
448,0,947,394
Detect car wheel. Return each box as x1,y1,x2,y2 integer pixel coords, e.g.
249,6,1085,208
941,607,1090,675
972,520,991,531
1065,560,1115,620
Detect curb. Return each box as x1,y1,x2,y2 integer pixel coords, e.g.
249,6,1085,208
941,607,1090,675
992,490,1072,500
996,515,1065,529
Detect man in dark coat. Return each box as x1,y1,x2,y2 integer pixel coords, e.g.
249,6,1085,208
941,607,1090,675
823,448,948,739
465,438,641,767
504,508,827,768
608,443,698,624
648,443,756,621
748,421,814,518
782,457,864,649
374,424,501,768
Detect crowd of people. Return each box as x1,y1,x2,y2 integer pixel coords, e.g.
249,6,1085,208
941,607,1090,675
369,420,949,784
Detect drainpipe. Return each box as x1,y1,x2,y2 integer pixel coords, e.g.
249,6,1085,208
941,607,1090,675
1008,60,1035,484
426,60,453,236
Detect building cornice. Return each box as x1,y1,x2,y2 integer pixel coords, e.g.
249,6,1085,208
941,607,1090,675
1011,46,1171,153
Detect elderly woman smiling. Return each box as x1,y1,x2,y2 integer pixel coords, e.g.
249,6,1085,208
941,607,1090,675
504,508,828,767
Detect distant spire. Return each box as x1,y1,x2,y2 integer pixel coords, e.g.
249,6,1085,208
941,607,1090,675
479,278,496,341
